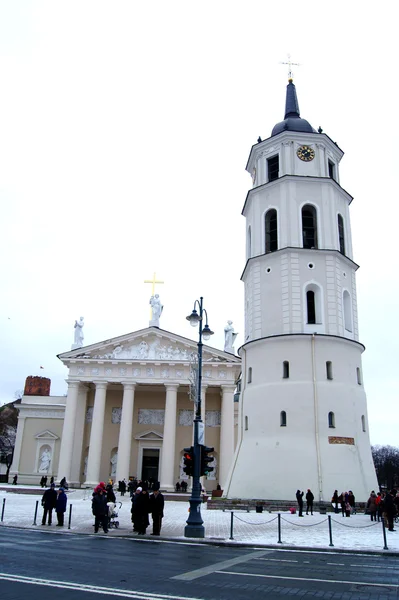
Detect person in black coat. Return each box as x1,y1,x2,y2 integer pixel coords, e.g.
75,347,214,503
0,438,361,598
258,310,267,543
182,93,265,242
41,483,57,525
106,484,116,503
56,487,67,526
383,489,397,532
134,487,150,534
305,489,314,515
119,480,126,496
296,490,304,516
149,483,164,535
92,487,109,533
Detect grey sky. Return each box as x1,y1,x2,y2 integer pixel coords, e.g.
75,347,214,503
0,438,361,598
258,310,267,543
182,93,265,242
0,1,398,445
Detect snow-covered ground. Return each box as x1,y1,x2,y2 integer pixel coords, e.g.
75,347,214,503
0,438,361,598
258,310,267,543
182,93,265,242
0,485,397,554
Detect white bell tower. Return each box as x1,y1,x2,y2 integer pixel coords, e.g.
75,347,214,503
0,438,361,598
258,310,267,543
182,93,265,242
225,78,378,502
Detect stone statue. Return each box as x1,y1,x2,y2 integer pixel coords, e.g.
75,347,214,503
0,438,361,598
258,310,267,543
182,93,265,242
207,456,217,480
179,455,188,480
72,316,85,349
149,294,163,327
38,447,52,473
224,320,238,353
110,451,118,477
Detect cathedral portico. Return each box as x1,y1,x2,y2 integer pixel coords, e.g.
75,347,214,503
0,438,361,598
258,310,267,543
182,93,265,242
11,326,241,490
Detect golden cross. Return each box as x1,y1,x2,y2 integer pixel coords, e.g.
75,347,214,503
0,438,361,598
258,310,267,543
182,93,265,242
144,272,164,296
280,54,300,81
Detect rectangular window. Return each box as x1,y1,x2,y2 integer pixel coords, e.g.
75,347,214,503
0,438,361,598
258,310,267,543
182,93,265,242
283,361,289,379
328,160,335,179
356,367,362,385
248,367,252,383
267,155,279,182
326,361,333,380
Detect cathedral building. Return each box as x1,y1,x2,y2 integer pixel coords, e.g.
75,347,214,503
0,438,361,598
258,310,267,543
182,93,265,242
10,327,241,491
10,77,377,501
225,77,378,501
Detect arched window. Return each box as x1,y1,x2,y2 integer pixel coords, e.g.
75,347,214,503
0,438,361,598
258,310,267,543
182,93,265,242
248,367,252,384
338,214,345,255
361,415,366,432
302,205,318,249
343,291,352,332
328,411,335,428
307,290,316,324
356,367,362,385
247,226,251,259
283,361,289,379
280,411,287,427
265,209,278,253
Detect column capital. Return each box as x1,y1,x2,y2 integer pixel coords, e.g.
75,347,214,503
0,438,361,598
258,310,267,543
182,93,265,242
220,384,237,394
122,382,136,391
93,381,108,390
65,379,81,389
164,383,179,391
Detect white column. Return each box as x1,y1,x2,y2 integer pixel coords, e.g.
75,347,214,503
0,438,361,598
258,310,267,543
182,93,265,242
160,384,179,491
115,383,136,484
9,416,26,479
84,381,108,486
219,384,236,490
57,380,80,483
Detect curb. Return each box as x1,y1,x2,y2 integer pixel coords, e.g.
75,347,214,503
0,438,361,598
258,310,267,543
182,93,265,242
1,523,398,557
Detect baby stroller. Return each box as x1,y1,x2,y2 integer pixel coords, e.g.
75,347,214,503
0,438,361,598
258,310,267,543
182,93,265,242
108,501,122,529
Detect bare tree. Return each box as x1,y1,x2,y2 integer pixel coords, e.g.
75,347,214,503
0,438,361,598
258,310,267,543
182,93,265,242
0,399,19,479
371,445,399,490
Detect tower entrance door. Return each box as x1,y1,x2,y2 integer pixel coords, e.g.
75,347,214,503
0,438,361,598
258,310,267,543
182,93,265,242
141,448,159,484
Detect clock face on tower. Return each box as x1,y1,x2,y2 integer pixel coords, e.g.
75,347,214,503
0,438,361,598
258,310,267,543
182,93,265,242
297,145,315,162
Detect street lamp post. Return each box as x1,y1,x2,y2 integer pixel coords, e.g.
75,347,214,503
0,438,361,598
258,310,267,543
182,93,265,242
184,296,213,538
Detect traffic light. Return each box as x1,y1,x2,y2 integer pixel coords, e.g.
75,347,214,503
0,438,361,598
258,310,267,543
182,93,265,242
200,445,214,477
183,447,194,477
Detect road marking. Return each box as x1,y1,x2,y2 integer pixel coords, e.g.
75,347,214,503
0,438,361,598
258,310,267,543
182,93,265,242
327,562,345,566
172,550,271,581
350,563,398,570
215,570,399,589
255,558,298,563
0,573,203,600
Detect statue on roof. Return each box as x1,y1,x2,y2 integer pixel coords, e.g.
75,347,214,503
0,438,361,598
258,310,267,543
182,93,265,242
224,320,238,354
72,316,84,350
149,294,163,327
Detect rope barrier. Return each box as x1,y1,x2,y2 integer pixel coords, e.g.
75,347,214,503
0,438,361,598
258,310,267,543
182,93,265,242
233,514,278,526
330,519,380,529
280,516,329,527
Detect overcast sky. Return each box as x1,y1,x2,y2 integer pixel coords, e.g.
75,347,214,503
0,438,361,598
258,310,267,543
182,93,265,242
0,1,398,445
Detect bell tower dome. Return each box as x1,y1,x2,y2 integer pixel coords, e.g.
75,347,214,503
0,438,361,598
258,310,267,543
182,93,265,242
225,78,378,502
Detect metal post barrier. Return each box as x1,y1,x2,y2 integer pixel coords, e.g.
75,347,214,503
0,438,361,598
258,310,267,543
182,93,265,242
277,513,282,544
68,504,72,529
328,514,334,547
229,512,234,540
381,517,388,550
1,498,5,522
33,500,39,526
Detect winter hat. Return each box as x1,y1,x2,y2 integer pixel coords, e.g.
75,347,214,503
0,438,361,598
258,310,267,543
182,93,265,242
136,487,142,492
98,481,106,489
59,487,65,492
50,483,55,487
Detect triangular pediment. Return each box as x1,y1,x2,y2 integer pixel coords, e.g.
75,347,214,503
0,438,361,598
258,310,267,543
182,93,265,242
34,430,59,440
135,430,163,441
58,326,241,365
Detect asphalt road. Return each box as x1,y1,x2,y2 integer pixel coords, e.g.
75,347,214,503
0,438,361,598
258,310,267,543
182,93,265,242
1,527,399,599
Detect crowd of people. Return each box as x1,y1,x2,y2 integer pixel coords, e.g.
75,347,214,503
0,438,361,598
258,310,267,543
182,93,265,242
90,479,164,536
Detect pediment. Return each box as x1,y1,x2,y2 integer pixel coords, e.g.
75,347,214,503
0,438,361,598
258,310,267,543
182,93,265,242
135,430,163,441
58,326,240,365
34,430,59,440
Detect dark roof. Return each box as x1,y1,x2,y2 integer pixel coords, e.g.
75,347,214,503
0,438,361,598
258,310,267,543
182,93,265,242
271,79,316,137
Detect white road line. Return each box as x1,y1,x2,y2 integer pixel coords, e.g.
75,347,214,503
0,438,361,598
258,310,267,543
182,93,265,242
326,562,345,566
0,573,203,600
350,563,398,570
215,570,398,589
255,558,298,563
172,550,271,581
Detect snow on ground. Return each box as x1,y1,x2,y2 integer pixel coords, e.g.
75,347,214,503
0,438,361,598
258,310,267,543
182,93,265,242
0,485,397,554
